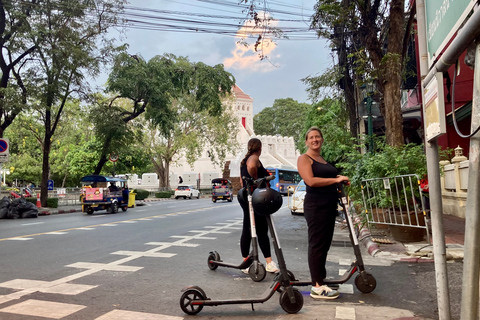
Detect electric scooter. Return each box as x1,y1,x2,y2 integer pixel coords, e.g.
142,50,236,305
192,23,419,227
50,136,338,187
290,182,377,293
180,176,304,315
206,176,266,282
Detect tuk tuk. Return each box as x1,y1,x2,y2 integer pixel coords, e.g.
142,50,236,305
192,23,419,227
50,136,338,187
211,178,233,203
80,175,130,214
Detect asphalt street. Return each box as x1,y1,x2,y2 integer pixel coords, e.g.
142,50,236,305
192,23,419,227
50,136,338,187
0,198,463,319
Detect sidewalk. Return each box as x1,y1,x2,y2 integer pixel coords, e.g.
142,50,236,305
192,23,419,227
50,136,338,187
36,198,168,216
361,214,465,262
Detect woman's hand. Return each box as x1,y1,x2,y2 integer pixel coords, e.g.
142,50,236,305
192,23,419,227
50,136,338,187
336,175,350,185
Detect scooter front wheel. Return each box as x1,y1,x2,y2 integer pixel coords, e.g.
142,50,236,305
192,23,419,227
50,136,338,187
207,251,220,270
249,262,266,282
279,288,303,314
180,287,206,315
355,272,377,293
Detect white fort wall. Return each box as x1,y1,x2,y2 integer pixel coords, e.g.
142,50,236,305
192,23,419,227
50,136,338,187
123,85,300,190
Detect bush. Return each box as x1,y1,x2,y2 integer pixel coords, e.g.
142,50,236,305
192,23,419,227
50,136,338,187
46,198,58,208
155,191,173,198
133,189,149,200
338,138,428,209
25,197,37,205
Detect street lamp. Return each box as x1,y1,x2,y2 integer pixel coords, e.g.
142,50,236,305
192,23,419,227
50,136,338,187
360,83,376,154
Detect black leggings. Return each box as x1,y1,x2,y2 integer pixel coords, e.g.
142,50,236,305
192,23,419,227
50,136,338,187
239,199,272,258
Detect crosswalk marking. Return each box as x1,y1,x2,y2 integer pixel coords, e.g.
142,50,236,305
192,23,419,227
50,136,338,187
336,306,356,319
0,299,86,319
95,309,183,320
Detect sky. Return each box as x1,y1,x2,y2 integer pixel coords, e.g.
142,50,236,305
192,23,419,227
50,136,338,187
98,0,332,115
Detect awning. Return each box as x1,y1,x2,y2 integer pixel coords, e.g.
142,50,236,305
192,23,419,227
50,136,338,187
446,101,472,125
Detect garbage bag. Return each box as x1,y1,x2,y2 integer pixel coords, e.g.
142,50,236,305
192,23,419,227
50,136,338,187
21,209,38,219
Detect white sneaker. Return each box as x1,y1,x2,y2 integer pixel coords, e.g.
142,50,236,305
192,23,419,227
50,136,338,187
310,285,340,299
241,266,250,274
266,261,279,273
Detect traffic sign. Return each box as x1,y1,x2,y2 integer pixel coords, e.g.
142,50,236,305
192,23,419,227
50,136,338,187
0,138,9,163
47,179,54,191
109,152,118,162
0,138,9,154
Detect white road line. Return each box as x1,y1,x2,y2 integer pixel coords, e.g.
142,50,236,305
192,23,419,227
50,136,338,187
95,309,183,320
335,306,356,319
21,222,44,226
0,299,86,319
46,232,67,235
6,238,33,241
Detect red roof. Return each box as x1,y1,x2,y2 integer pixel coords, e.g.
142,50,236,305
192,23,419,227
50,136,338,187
233,85,253,101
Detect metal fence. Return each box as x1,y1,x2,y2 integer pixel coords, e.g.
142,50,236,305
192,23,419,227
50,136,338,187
361,174,430,243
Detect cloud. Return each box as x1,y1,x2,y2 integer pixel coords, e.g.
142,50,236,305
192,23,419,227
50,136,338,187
223,11,279,72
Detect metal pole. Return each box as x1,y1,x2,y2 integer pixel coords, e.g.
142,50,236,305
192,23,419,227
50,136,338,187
460,36,480,320
416,0,451,319
423,3,480,85
367,96,374,154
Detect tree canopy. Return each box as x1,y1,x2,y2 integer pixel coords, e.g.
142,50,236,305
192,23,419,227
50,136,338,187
253,98,310,151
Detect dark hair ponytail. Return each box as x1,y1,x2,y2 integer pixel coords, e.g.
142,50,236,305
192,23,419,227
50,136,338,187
240,138,262,167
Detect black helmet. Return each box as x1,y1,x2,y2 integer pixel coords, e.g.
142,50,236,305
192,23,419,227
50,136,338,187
237,188,247,207
252,187,283,215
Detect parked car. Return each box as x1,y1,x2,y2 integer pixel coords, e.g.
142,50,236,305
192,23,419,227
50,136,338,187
287,180,306,215
175,185,200,199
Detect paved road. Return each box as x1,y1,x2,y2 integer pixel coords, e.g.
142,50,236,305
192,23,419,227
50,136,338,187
0,199,461,319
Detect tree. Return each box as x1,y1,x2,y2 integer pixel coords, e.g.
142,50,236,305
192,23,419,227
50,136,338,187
9,0,125,205
142,94,239,188
0,0,38,138
301,98,352,164
253,98,310,150
95,53,236,186
310,0,412,147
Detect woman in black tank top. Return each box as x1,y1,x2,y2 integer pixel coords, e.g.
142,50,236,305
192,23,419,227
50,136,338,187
297,127,350,300
238,138,279,274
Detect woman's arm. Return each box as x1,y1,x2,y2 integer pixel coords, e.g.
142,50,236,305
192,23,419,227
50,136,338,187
246,155,259,179
297,154,349,187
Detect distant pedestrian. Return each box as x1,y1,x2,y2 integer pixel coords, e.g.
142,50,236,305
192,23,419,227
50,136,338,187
178,176,183,184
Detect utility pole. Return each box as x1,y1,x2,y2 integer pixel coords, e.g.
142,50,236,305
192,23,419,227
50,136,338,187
415,1,451,319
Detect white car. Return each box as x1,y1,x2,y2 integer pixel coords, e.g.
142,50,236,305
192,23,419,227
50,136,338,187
288,180,306,215
175,185,200,199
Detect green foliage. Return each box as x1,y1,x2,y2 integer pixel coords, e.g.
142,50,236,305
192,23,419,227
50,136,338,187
338,138,427,205
46,198,58,208
300,98,352,164
253,98,310,151
133,189,149,200
155,191,173,198
25,197,36,205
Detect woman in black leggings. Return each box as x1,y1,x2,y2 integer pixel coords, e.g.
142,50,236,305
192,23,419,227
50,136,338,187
238,138,278,274
297,127,349,299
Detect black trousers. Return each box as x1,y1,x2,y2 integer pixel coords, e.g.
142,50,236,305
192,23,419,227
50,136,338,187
239,198,272,258
303,192,337,286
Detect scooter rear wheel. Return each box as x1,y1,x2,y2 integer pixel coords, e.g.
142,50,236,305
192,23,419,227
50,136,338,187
279,288,303,314
248,262,266,282
180,288,206,315
207,251,220,270
354,272,377,293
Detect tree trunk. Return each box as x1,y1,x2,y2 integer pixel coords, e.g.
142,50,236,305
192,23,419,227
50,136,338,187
383,58,404,147
382,0,405,147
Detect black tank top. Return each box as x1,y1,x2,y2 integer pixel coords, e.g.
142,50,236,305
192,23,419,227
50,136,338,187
305,155,338,194
240,155,269,190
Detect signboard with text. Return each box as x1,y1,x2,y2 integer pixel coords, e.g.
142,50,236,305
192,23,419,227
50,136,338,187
424,73,446,141
425,0,475,67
